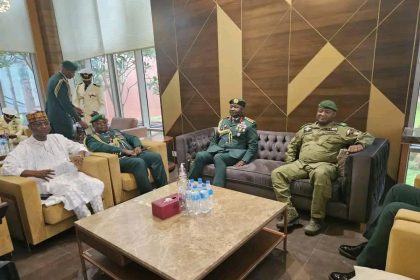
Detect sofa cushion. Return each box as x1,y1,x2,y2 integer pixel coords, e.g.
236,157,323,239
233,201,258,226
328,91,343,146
202,159,284,190
42,204,74,225
290,178,344,202
202,159,344,202
121,171,154,192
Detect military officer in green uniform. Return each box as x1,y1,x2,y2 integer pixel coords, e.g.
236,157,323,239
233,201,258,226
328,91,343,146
85,113,167,194
46,61,88,139
272,100,374,235
188,98,258,187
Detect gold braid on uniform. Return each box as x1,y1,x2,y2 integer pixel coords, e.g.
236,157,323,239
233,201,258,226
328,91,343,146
90,133,130,149
217,119,233,144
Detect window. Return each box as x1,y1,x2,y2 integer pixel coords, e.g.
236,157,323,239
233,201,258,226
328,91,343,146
142,48,162,128
114,51,142,123
72,47,163,131
0,52,41,123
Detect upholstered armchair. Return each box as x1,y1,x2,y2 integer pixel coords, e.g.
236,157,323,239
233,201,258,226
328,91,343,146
0,200,13,256
92,138,169,204
386,208,420,279
0,155,114,246
110,117,148,138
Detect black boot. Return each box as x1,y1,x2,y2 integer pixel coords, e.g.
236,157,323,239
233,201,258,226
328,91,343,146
329,271,355,280
338,242,367,260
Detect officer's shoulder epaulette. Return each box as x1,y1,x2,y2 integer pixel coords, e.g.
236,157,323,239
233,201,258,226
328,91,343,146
93,83,100,87
337,122,348,127
245,117,255,123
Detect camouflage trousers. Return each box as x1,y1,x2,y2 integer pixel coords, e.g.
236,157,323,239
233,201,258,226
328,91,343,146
271,160,337,219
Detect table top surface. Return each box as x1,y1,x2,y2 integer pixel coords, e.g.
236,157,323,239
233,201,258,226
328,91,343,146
75,182,285,280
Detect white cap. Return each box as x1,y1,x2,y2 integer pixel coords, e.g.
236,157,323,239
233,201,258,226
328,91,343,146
79,68,93,74
2,107,17,116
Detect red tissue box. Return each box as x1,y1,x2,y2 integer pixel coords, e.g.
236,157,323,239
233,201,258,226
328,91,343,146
152,193,180,220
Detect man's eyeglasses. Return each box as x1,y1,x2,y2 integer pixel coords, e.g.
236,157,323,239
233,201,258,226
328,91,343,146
31,120,50,127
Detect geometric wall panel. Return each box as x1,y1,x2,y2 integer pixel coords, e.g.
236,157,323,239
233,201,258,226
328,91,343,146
330,0,379,56
217,5,242,117
373,0,419,113
151,0,420,180
217,0,241,29
288,43,345,115
289,10,327,82
367,85,405,179
293,0,366,40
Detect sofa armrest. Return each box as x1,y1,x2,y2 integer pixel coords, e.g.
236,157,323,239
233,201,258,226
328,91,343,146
345,138,389,223
386,209,420,279
0,176,44,245
175,127,215,168
81,155,114,209
142,139,169,179
91,153,123,204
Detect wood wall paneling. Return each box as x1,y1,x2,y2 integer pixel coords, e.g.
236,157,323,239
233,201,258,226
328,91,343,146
217,0,241,29
151,0,178,93
372,0,419,112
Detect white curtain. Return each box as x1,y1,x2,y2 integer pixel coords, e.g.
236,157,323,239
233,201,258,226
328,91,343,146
0,0,35,52
53,0,154,61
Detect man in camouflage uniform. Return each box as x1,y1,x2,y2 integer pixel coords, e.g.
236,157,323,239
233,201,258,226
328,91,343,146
45,61,88,140
188,98,258,187
272,100,374,236
85,113,167,194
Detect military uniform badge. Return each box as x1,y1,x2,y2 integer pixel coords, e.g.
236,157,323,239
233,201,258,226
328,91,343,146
236,121,247,136
304,126,312,133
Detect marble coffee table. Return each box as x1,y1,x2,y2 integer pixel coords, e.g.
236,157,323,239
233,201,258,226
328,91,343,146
75,182,287,280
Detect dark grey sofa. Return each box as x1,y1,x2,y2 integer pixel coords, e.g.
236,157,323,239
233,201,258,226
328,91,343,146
176,128,390,223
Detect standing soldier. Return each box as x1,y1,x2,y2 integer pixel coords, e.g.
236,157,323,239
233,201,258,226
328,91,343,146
45,61,88,139
74,68,105,125
188,98,258,187
272,100,374,236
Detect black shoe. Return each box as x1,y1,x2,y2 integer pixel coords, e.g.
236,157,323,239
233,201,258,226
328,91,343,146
329,271,355,280
338,242,367,260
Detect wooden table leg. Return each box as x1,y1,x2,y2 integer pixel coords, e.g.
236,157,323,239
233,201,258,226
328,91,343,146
76,227,88,280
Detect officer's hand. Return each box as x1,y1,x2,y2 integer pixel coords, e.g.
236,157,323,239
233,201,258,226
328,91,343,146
122,149,136,156
348,144,364,154
133,147,142,155
79,120,89,129
234,160,246,167
75,107,84,115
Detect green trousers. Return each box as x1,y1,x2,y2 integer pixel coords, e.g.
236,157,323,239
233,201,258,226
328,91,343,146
271,160,337,219
357,183,420,269
188,151,238,187
119,151,167,194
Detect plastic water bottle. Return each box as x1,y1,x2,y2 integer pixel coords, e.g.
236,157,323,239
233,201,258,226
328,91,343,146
177,163,188,214
185,181,193,215
200,182,210,214
206,180,213,210
0,137,9,156
191,183,201,215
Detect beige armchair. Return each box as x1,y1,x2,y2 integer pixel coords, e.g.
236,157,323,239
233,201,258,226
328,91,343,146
110,117,147,138
92,139,169,204
0,199,13,256
386,208,420,279
0,155,114,246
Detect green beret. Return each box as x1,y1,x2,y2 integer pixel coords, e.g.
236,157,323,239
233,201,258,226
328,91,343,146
62,60,78,71
90,114,106,123
229,98,246,108
319,100,337,111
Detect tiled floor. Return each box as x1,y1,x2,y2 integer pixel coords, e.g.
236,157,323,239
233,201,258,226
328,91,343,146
6,170,365,280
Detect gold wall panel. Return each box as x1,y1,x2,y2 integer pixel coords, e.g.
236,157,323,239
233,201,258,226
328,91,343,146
162,71,181,134
288,43,344,115
217,5,242,117
367,85,405,180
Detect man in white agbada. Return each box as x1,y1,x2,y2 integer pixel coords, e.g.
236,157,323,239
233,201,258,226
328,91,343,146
2,111,104,219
